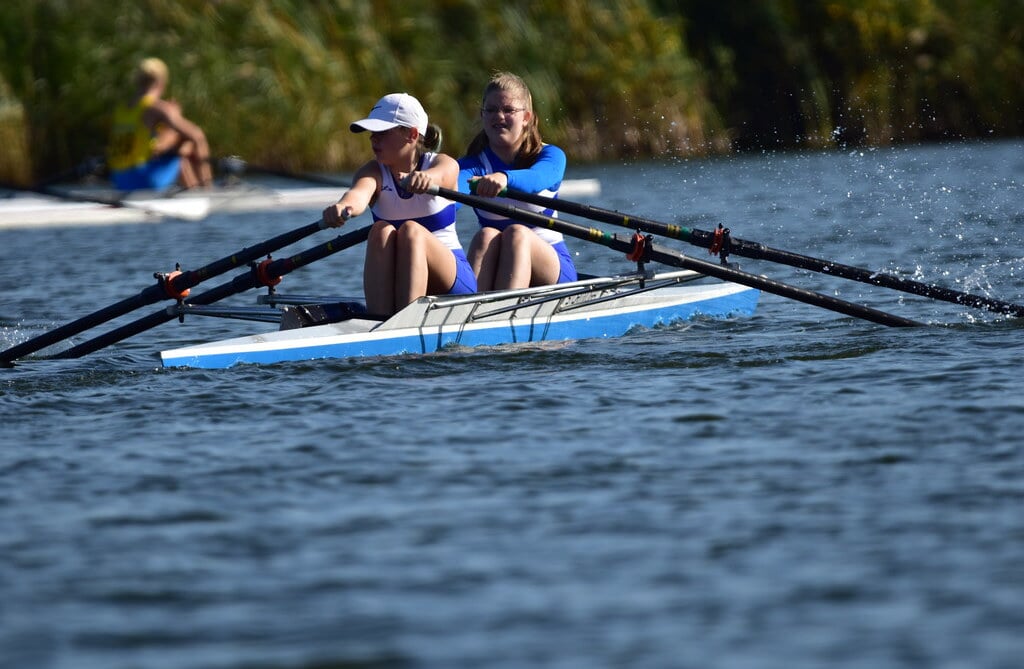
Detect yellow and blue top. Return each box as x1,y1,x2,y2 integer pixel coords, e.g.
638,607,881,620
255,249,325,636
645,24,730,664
107,93,158,171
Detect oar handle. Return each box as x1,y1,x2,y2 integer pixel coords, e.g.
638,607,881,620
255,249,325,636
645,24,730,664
434,185,920,327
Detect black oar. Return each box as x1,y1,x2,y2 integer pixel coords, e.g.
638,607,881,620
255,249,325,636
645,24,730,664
0,219,329,365
501,186,1024,318
432,186,921,327
1,176,210,220
53,225,372,359
11,157,107,191
217,156,350,188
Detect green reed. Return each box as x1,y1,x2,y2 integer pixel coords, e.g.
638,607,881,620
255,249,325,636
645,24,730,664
0,0,1020,184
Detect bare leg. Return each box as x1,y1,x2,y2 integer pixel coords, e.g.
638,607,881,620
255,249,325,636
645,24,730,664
179,135,212,188
395,221,457,308
364,221,398,315
494,224,561,289
176,145,199,189
467,226,501,291
192,138,212,187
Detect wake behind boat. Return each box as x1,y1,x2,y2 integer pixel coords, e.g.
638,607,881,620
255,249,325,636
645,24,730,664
159,270,759,369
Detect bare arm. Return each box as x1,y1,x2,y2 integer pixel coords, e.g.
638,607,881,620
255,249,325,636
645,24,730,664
322,161,380,227
403,153,459,193
145,100,208,154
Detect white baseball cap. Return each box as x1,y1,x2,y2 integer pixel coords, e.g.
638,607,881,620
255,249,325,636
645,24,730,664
350,93,428,134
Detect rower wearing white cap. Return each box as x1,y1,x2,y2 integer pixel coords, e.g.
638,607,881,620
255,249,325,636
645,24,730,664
323,93,476,316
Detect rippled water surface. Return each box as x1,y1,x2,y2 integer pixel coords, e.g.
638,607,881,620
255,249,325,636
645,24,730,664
3,141,1024,669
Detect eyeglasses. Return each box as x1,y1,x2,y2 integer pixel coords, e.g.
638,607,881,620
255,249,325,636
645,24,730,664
481,106,525,116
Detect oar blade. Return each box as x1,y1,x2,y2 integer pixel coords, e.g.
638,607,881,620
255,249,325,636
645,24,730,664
120,195,211,221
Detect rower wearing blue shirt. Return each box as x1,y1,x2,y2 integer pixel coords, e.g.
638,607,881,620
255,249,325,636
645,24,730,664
458,72,577,291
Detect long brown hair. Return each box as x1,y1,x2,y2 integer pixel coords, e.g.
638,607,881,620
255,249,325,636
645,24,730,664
417,123,443,153
465,72,543,169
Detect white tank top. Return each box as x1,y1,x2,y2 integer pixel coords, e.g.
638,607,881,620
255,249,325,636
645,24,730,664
372,152,462,251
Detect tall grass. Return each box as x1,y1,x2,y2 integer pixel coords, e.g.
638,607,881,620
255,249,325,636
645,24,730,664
0,86,31,185
666,0,1024,148
0,0,1020,184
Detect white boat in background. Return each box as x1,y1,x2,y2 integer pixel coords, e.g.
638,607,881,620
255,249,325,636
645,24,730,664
0,183,342,228
0,178,602,229
160,270,759,369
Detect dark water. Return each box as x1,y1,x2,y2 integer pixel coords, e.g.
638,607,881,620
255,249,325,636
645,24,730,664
2,140,1023,669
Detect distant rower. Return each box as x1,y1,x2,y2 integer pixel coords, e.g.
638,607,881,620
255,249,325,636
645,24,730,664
107,57,212,191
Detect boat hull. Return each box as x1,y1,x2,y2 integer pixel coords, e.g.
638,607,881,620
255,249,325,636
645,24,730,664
160,275,758,369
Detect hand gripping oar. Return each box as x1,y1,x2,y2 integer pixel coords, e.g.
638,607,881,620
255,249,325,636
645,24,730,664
431,186,921,327
500,186,1024,318
0,219,329,365
52,224,372,359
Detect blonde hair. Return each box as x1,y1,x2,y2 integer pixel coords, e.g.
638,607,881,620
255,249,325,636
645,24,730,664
134,57,168,89
465,71,543,168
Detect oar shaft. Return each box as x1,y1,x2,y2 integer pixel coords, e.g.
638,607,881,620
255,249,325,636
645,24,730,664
0,157,105,192
5,168,210,221
0,295,157,365
53,277,261,359
0,220,326,364
165,220,325,291
639,240,921,327
504,187,1024,318
436,186,920,327
710,238,1024,317
54,225,372,359
218,157,351,188
6,178,133,209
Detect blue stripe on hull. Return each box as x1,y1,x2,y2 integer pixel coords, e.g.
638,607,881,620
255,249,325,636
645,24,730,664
162,287,758,369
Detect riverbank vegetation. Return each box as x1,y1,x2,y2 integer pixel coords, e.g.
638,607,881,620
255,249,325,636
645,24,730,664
1,0,1020,183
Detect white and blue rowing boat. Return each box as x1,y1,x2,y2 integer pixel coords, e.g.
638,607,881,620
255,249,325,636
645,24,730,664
159,270,759,369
